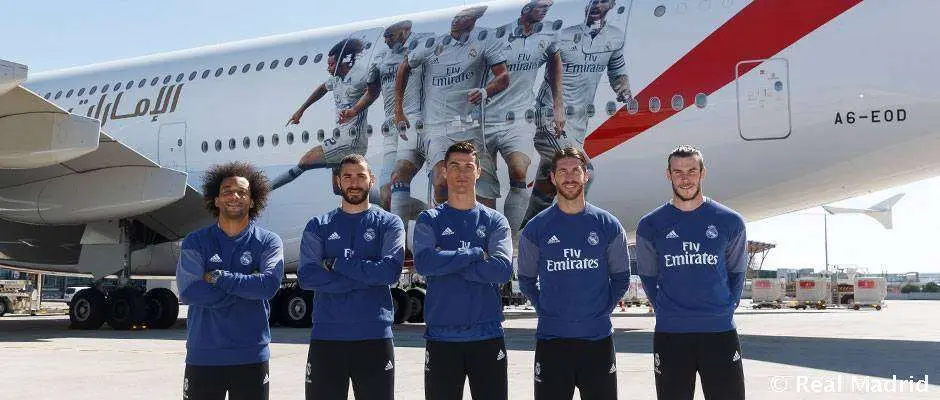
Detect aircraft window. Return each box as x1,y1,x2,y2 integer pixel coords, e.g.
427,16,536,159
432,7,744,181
228,66,237,75
381,121,391,136
215,68,224,77
672,94,684,111
55,91,62,99
189,71,197,81
333,128,342,139
285,57,294,67
272,133,279,146
606,101,617,116
90,86,98,95
565,105,575,117
302,130,310,143
201,141,208,153
44,92,51,99
257,135,265,147
151,77,159,86
676,2,688,14
102,84,110,93
585,104,596,118
66,89,74,98
627,98,639,114
243,136,250,148
415,120,425,134
163,75,172,85
525,109,535,124
425,38,435,48
138,79,146,88
314,54,322,64
114,82,122,91
242,64,251,74
695,93,707,108
229,138,236,150
654,5,666,17
176,73,184,83
126,80,134,89
649,97,661,113
256,62,265,71
366,125,373,137
78,88,86,96
478,30,488,41
270,59,279,69
215,139,222,151
201,70,210,79
300,55,309,65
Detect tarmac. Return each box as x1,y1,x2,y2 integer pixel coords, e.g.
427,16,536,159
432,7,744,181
1,299,937,399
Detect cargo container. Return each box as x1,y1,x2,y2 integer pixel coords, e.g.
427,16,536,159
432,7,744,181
795,277,831,309
853,277,887,310
751,278,786,309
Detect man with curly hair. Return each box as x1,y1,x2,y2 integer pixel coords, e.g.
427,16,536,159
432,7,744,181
175,161,285,400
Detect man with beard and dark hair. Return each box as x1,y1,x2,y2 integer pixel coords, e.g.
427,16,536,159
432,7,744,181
412,141,513,400
517,147,630,400
297,153,405,400
635,145,747,400
176,161,284,400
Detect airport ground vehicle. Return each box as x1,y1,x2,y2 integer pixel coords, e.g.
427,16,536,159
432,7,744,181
0,280,38,317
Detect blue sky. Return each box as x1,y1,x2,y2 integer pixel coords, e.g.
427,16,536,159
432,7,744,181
3,0,937,273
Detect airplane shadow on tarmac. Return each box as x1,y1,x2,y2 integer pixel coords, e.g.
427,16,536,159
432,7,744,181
1,315,936,385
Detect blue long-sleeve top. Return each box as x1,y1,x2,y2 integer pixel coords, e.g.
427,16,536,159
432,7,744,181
413,202,513,341
517,203,631,340
175,222,284,366
635,197,748,333
297,205,405,340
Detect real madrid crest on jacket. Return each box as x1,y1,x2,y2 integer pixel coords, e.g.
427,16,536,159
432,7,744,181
412,202,513,341
635,197,748,333
297,205,405,340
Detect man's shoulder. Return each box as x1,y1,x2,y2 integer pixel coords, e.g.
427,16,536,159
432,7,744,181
252,225,283,246
704,198,745,227
183,225,215,245
370,206,404,228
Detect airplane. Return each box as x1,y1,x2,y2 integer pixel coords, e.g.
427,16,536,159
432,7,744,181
1,0,937,331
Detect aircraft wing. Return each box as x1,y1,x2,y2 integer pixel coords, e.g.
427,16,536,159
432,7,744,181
0,59,210,270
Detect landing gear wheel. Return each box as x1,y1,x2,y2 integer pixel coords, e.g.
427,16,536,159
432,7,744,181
391,288,412,325
69,288,108,330
853,304,861,310
278,288,312,328
875,305,882,311
406,288,426,323
145,288,180,329
108,287,146,330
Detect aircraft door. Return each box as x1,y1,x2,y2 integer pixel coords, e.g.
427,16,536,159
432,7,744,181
158,122,187,172
736,58,791,140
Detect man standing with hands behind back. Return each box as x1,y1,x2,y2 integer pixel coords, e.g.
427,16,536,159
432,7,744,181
517,147,630,399
412,141,514,400
176,161,284,400
636,145,747,400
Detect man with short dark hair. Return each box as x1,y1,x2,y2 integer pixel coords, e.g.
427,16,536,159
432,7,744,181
274,38,380,190
412,141,513,400
298,153,405,400
636,145,747,400
517,146,630,400
176,161,284,400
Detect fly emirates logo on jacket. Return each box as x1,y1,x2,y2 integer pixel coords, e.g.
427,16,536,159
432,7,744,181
546,247,601,272
665,241,720,268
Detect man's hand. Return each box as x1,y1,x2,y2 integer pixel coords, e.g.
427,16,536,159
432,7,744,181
468,88,486,105
203,270,220,285
394,110,411,135
286,109,304,126
322,258,336,271
553,115,566,138
338,108,358,124
616,89,633,104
